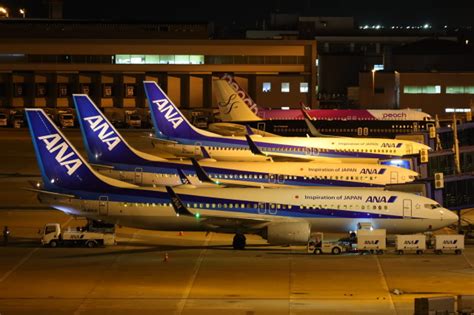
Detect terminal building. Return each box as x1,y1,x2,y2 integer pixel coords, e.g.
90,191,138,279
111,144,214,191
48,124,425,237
0,19,317,117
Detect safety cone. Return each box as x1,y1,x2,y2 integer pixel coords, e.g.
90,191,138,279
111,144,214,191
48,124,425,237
163,252,169,262
178,231,184,236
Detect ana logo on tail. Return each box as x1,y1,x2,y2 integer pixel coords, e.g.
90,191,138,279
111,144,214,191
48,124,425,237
38,134,82,175
83,115,120,151
152,99,184,129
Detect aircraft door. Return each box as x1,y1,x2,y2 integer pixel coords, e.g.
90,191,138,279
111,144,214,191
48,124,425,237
257,202,267,214
413,122,419,132
405,144,413,155
194,142,202,156
357,127,363,136
390,171,398,184
403,199,412,218
99,196,109,216
268,203,277,215
277,174,285,184
134,167,143,185
363,127,369,136
268,174,276,183
257,122,266,131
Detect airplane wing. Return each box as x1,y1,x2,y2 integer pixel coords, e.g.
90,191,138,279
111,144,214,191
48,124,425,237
245,135,316,162
165,186,297,229
190,158,265,188
90,163,115,170
22,188,76,199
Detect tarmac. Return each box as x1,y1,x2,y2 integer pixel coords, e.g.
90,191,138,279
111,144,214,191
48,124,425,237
0,128,473,315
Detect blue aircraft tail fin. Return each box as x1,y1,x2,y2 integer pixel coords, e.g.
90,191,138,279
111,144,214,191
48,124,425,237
25,109,131,192
73,94,143,165
143,81,204,139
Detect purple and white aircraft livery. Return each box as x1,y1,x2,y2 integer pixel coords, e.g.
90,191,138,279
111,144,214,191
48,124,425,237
144,81,430,162
216,74,435,138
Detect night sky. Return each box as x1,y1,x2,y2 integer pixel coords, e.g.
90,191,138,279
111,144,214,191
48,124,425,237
2,0,473,28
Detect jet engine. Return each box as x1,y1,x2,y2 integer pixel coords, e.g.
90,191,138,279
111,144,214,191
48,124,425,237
263,222,311,245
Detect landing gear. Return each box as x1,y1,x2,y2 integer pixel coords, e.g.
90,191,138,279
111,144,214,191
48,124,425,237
232,233,246,250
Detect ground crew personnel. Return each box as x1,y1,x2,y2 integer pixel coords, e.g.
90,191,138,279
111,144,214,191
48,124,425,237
3,226,10,245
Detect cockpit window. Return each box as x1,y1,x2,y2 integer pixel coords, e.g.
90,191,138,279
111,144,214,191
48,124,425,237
424,203,442,209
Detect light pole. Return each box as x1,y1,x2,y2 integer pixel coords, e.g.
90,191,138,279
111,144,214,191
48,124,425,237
0,6,9,18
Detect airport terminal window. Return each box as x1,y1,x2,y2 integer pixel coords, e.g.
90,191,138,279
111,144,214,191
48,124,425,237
446,86,474,94
36,83,47,97
124,84,136,98
80,84,91,95
262,82,271,92
115,54,204,65
403,85,441,94
300,82,309,93
102,84,113,98
281,82,290,93
13,83,24,97
58,84,69,97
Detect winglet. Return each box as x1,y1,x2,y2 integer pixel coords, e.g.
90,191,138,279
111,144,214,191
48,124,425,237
301,109,325,137
245,125,254,135
245,135,266,156
177,168,192,185
165,186,194,217
190,158,216,184
200,146,212,159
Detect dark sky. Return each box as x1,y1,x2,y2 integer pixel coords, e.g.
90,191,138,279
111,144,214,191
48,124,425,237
2,0,474,27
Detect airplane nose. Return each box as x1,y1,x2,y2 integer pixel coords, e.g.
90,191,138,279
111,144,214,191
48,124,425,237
442,208,459,225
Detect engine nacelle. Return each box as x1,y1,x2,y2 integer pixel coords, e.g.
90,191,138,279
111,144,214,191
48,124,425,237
265,222,311,245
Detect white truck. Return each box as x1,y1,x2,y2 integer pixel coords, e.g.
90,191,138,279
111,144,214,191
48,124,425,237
41,223,116,248
434,234,464,255
395,234,426,255
58,111,74,128
357,229,386,254
307,232,349,255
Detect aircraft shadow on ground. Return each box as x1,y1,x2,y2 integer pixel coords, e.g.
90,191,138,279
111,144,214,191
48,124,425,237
55,243,289,259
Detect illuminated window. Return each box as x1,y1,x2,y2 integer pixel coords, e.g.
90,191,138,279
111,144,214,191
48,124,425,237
115,54,204,65
262,82,271,92
124,84,136,98
373,64,384,71
403,85,441,94
445,108,471,113
446,86,474,94
300,82,309,93
102,84,113,98
281,82,290,93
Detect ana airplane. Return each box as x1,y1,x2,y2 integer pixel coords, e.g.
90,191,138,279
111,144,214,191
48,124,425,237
72,94,419,188
216,74,435,138
143,81,430,162
25,108,457,250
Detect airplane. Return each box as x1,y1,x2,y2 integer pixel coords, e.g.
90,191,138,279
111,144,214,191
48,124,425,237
143,81,430,163
25,108,457,250
215,74,435,138
72,94,419,188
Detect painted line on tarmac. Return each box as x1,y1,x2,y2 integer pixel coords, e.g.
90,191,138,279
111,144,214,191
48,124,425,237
374,256,397,315
0,217,73,284
175,232,212,315
72,230,140,315
462,252,474,268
